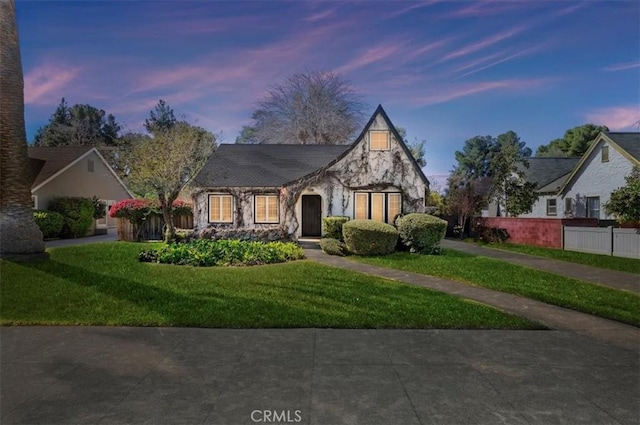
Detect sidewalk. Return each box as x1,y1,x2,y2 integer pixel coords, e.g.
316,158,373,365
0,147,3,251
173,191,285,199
442,239,639,293
302,245,639,350
45,231,117,249
1,326,638,425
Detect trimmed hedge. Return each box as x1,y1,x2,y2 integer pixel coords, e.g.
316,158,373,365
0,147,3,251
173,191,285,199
139,239,305,267
396,213,447,254
342,219,398,255
197,227,294,243
33,210,64,239
322,216,350,241
319,238,349,256
48,197,94,238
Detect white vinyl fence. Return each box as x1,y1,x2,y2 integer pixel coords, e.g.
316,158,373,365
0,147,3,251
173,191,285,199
563,226,640,259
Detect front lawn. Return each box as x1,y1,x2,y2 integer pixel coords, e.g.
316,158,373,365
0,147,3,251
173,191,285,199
484,243,640,275
355,250,640,326
0,243,539,329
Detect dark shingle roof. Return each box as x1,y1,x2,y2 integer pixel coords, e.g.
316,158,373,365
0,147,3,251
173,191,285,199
606,132,640,161
521,157,580,192
27,146,93,188
193,144,350,187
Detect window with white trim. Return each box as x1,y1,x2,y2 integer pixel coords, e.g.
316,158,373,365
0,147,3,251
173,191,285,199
255,195,279,223
354,192,402,223
546,199,557,216
31,195,38,209
369,130,390,151
586,197,600,219
209,194,233,223
87,159,95,172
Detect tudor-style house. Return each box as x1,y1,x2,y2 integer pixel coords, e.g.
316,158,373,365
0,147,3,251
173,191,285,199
191,105,430,239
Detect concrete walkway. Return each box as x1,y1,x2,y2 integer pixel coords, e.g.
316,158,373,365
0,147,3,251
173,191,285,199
442,239,640,293
1,326,638,425
302,245,640,350
45,231,117,249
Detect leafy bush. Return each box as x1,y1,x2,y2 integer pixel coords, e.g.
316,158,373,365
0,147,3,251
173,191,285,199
475,226,510,244
342,219,398,255
48,197,95,238
396,213,447,254
91,196,107,220
197,226,294,243
139,239,305,267
33,210,64,239
322,216,350,241
319,238,349,256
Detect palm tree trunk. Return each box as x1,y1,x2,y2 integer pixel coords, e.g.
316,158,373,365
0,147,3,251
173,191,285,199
0,0,46,258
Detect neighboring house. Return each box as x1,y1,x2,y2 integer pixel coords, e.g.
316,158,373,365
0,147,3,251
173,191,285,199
517,157,580,218
28,146,133,229
191,105,430,238
484,132,639,219
559,132,639,220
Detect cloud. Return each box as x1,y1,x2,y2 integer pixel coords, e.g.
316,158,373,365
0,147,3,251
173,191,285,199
408,78,556,106
438,25,527,63
305,8,334,22
604,61,640,72
585,106,640,130
448,0,528,18
334,42,403,74
454,45,545,79
387,1,440,18
23,62,81,105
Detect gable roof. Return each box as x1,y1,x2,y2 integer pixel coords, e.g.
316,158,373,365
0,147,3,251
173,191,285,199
559,131,640,194
193,105,430,189
605,132,640,162
193,144,349,187
294,104,430,187
28,146,93,188
28,146,134,196
520,157,580,193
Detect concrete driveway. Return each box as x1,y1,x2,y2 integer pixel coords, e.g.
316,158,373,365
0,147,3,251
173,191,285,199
1,327,638,424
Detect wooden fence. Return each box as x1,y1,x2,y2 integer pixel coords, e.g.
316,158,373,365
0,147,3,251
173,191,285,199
563,226,640,259
116,215,193,241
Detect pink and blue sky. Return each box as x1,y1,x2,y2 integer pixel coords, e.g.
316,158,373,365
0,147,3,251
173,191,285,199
17,1,640,188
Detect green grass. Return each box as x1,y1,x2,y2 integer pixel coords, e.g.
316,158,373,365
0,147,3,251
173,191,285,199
484,243,640,275
355,250,640,327
0,243,539,329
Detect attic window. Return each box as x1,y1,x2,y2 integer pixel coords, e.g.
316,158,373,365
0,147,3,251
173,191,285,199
370,131,390,151
601,146,609,163
87,159,95,172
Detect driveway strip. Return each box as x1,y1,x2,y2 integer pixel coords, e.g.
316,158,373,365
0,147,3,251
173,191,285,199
302,246,639,350
441,239,639,293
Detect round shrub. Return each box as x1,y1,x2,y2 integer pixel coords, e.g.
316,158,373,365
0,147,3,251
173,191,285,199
33,210,64,239
322,216,350,241
48,197,95,238
342,219,398,256
319,238,348,256
396,213,447,254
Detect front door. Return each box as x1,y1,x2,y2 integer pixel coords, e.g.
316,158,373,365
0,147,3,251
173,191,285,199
301,195,322,237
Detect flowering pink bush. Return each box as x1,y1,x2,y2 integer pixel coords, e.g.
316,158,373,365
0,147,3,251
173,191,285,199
110,199,192,241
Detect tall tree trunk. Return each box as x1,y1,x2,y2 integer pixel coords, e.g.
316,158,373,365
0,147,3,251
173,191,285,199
0,0,46,258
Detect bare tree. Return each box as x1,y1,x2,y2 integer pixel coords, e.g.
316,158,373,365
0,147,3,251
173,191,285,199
238,71,366,145
445,176,491,238
0,0,46,259
126,121,215,243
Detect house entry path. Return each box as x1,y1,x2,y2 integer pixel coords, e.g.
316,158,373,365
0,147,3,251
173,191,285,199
441,239,640,293
301,244,639,351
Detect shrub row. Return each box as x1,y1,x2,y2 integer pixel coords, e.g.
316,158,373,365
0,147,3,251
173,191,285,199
197,227,294,243
319,213,447,257
139,239,305,267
